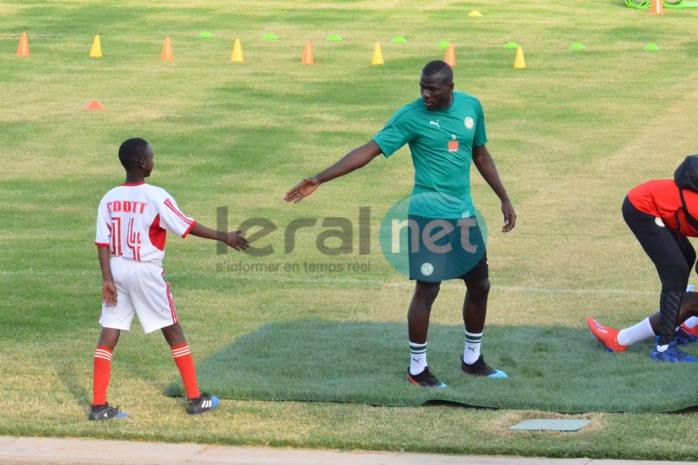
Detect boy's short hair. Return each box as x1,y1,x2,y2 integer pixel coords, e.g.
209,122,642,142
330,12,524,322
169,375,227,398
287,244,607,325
118,138,150,169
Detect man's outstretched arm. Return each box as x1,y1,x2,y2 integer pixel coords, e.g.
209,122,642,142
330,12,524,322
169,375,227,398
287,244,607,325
284,141,383,203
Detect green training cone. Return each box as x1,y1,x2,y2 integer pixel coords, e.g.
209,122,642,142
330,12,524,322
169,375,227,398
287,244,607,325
263,33,278,40
437,41,450,48
644,43,660,50
198,32,213,38
391,36,407,43
570,43,586,50
504,42,519,48
327,34,342,41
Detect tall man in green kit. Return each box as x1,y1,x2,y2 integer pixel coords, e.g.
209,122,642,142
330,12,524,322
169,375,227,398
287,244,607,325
285,60,516,388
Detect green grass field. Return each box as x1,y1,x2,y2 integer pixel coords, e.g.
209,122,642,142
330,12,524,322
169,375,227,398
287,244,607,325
1,0,697,461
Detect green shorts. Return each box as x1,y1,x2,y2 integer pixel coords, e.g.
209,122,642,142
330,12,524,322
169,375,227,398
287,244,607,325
407,215,488,283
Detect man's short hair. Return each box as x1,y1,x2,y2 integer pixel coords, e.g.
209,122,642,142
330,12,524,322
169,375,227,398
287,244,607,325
118,138,149,169
422,60,453,82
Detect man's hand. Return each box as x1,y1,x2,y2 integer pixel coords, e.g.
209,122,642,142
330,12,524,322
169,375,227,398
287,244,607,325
502,200,517,233
225,230,249,251
284,177,320,203
102,281,117,307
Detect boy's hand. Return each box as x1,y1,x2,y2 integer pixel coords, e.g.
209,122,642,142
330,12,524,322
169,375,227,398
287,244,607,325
284,177,320,203
226,230,249,251
102,281,117,307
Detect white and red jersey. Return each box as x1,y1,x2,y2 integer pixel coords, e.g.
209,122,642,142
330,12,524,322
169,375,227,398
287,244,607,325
95,182,196,265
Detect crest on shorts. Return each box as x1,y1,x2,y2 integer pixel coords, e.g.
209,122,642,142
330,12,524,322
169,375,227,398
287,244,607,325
379,192,488,281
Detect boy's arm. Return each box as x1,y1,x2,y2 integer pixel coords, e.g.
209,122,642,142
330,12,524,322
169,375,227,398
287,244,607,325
188,223,249,251
97,246,118,307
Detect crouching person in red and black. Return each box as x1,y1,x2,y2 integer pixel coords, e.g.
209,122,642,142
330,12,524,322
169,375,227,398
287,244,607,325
587,155,698,363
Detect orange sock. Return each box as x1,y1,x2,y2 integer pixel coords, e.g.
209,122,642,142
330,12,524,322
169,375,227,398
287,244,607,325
92,346,113,405
171,343,200,399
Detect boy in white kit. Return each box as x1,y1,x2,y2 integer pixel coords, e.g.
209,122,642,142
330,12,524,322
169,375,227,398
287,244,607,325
91,138,248,421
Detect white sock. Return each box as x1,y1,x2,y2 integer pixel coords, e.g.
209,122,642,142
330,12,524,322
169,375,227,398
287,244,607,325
463,330,482,365
684,316,698,328
409,341,427,375
656,344,669,352
617,317,654,346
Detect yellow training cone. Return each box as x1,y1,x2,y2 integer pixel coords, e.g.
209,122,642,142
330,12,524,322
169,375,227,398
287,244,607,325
371,42,384,65
89,35,102,58
514,46,526,69
231,38,244,62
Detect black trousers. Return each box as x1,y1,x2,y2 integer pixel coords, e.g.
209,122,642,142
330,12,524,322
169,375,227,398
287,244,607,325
622,196,695,344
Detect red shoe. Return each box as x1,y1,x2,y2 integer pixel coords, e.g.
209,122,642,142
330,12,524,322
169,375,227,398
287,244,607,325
585,316,628,352
680,323,698,338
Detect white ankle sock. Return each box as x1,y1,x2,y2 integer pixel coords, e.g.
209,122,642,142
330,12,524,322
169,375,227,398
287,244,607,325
617,317,653,346
463,330,482,365
409,341,427,375
684,316,698,329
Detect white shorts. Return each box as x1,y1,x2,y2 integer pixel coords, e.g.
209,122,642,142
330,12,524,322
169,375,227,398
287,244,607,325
99,257,179,334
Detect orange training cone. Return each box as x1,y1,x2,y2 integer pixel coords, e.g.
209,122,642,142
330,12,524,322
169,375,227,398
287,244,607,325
161,36,174,60
231,38,244,62
444,43,456,66
301,41,314,64
650,0,664,14
371,42,384,65
514,46,526,69
84,101,105,110
16,32,29,56
89,35,102,58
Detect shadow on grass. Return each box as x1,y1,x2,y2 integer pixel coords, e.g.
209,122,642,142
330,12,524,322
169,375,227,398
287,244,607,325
165,319,698,413
51,347,92,415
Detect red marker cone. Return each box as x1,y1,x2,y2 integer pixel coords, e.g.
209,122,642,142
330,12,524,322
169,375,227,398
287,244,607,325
16,32,29,56
84,101,105,110
650,0,664,14
301,41,314,64
444,43,456,67
161,36,174,60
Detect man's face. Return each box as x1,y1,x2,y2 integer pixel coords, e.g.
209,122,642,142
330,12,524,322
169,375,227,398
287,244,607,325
420,73,454,111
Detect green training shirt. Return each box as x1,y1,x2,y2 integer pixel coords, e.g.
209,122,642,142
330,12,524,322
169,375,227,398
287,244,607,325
372,91,487,218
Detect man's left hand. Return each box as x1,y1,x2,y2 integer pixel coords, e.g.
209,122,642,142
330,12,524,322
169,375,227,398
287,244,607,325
502,200,516,232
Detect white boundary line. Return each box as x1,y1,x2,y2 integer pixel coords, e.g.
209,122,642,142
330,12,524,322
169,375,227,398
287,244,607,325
1,269,656,295
208,273,657,295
